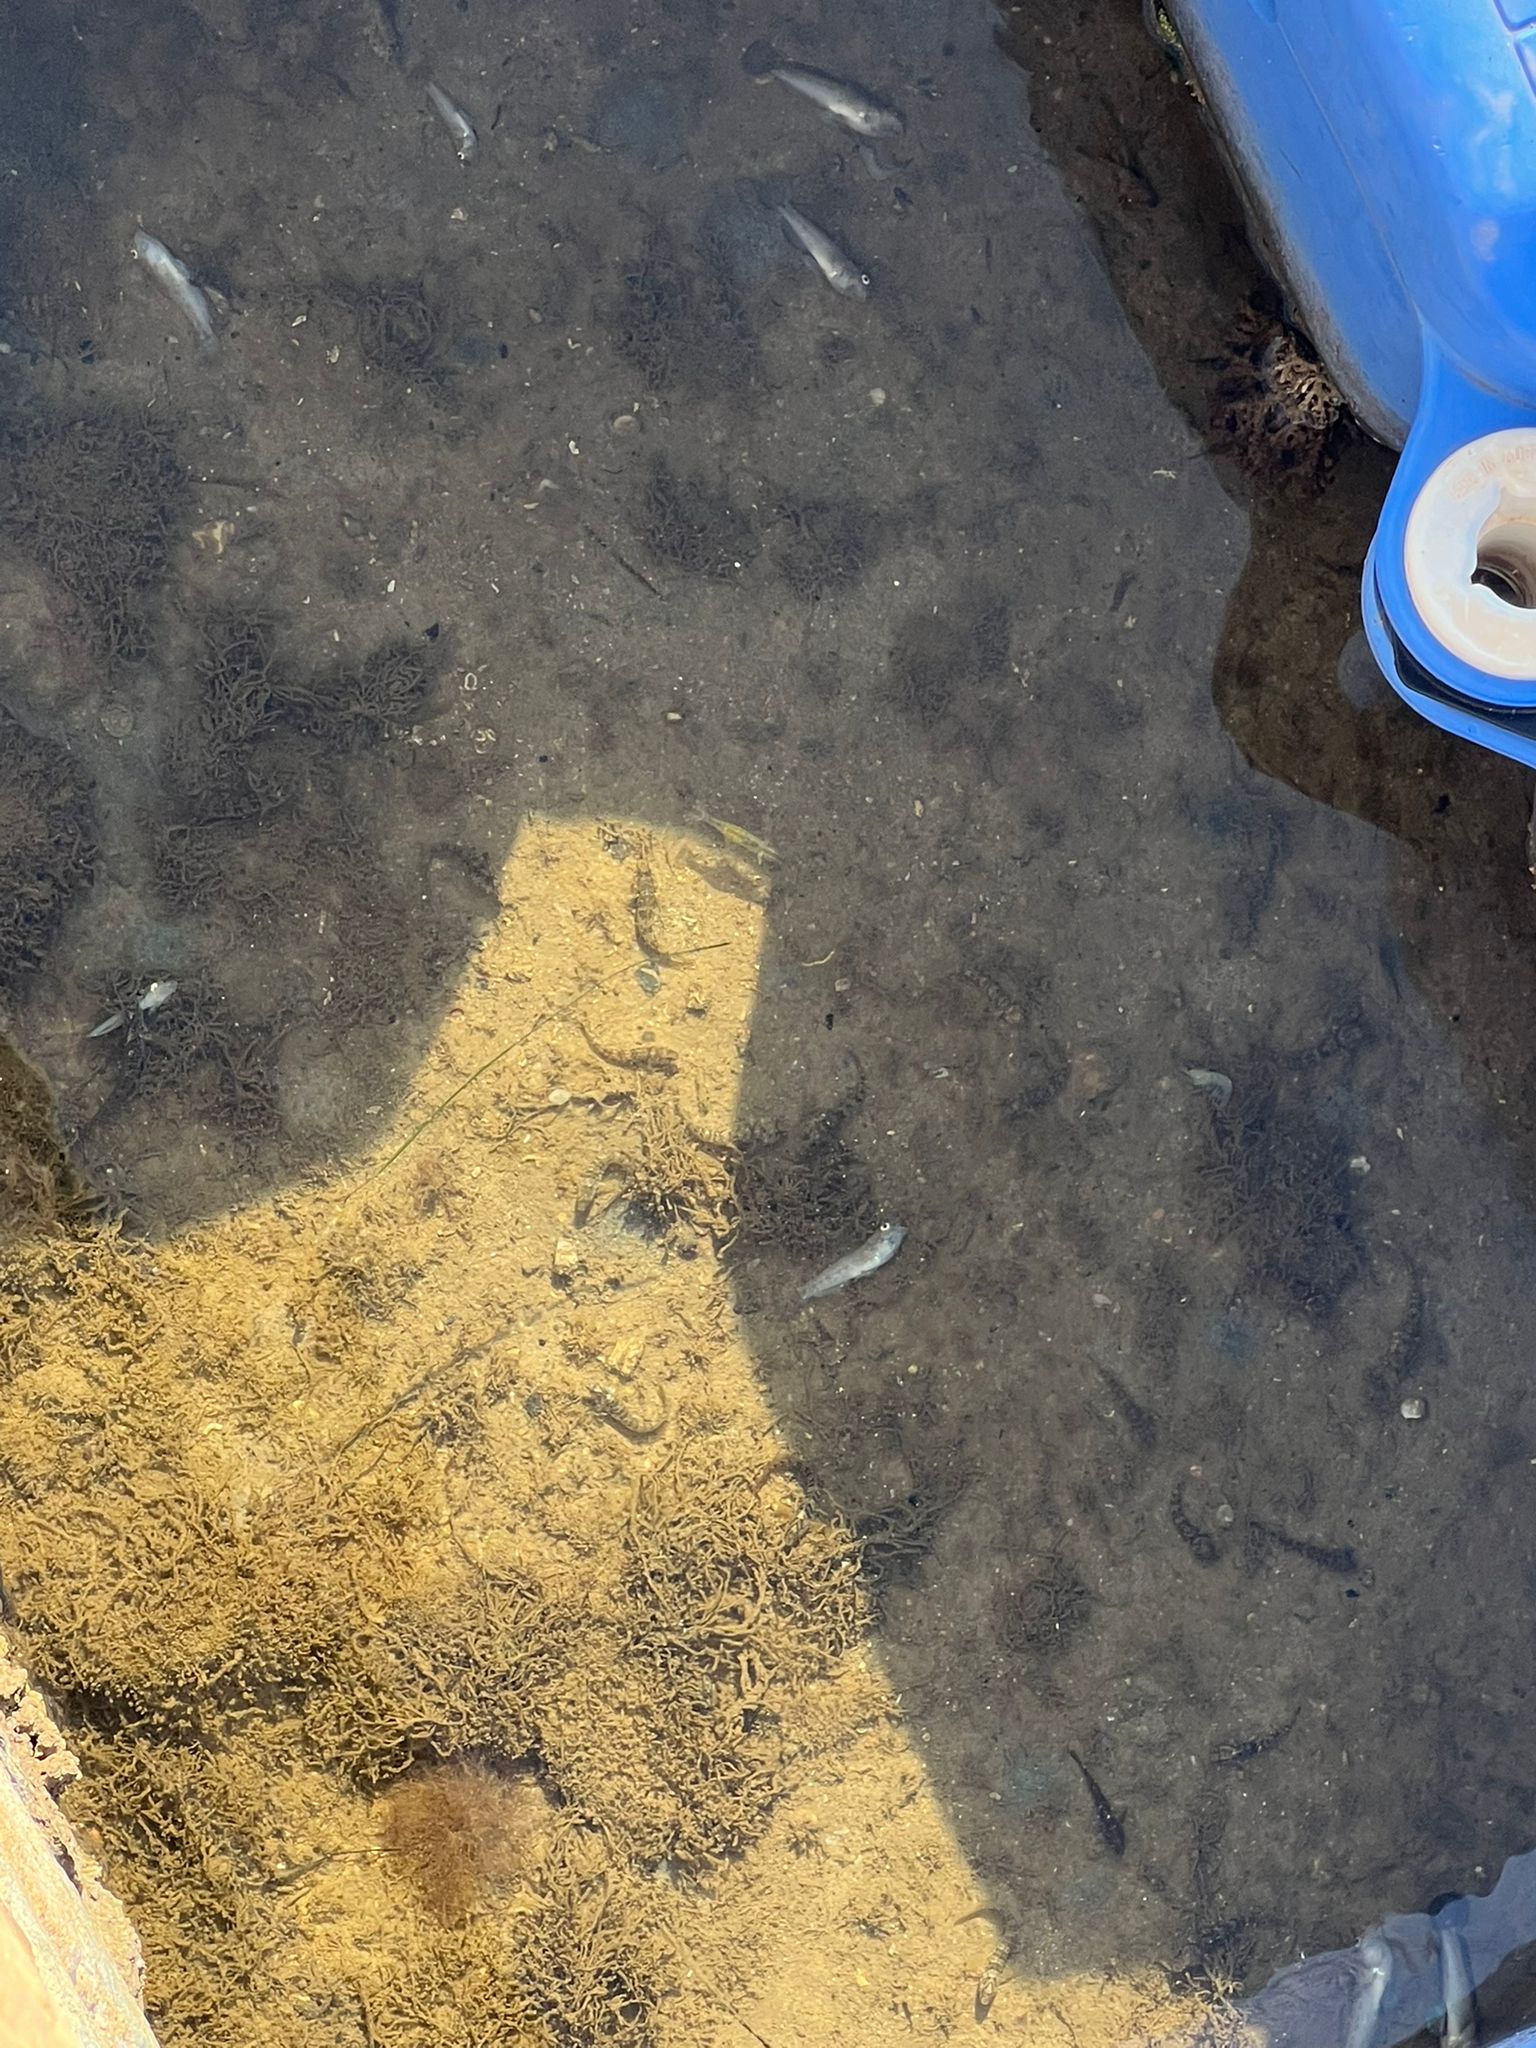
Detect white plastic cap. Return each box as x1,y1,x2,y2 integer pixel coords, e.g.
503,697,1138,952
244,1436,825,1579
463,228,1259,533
1405,427,1536,681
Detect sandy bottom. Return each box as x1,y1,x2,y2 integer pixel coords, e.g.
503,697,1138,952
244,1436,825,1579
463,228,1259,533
0,817,1201,2047
6,1,1536,2045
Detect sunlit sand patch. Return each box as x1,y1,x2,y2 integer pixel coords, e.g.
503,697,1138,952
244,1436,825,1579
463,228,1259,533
0,816,1201,2048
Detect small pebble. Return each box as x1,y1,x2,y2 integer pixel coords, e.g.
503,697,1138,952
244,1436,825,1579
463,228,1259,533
1214,1501,1236,1528
547,1087,571,1106
1400,1396,1427,1421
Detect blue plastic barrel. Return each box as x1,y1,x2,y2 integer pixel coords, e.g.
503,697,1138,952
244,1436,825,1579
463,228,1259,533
1166,0,1536,769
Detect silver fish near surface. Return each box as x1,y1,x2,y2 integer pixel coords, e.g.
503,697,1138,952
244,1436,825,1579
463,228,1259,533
799,1221,906,1301
1438,1920,1477,2048
776,204,870,299
426,83,478,162
1343,1935,1394,2048
131,231,216,351
768,63,903,138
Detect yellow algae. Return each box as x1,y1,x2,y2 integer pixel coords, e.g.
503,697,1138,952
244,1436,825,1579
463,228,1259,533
0,817,1203,2048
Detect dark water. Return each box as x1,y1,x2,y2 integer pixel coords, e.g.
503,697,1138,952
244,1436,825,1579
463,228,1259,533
4,0,1536,2040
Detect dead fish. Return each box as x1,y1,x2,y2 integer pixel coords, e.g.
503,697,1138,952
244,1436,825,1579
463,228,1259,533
88,979,178,1040
1343,1934,1394,2048
776,204,870,299
800,1220,905,1301
766,62,903,138
131,231,216,351
426,83,477,162
1183,1065,1233,1109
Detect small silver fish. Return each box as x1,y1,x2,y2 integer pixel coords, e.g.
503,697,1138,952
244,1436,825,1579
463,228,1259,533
776,204,870,299
426,83,478,162
132,231,216,351
800,1221,906,1301
88,978,178,1040
767,63,903,138
1343,1934,1393,2048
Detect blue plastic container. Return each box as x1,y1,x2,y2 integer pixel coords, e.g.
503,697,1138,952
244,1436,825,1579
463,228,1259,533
1167,0,1536,768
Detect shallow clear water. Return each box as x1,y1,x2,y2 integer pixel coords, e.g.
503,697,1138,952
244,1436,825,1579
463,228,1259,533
4,1,1536,2044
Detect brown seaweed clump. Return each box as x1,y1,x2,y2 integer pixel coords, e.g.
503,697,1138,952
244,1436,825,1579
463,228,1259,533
66,1729,287,2047
14,1472,364,1739
0,1035,88,1246
349,276,446,381
84,974,283,1139
732,1108,876,1259
0,704,96,986
637,457,757,579
535,1446,865,1871
621,1090,736,1240
614,226,754,396
160,609,292,823
772,494,872,603
0,407,183,664
302,1575,555,1787
1213,313,1349,487
284,637,432,742
380,1760,554,1927
373,1820,661,2048
166,615,432,821
888,592,1012,733
1195,1057,1365,1314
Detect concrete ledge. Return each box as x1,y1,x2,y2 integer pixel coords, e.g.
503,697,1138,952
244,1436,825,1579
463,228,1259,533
0,1639,159,2048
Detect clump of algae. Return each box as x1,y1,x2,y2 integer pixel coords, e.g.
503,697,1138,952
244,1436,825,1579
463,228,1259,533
0,1034,90,1258
0,817,882,2046
541,1445,866,1870
370,1817,662,2048
302,1573,554,1786
0,1205,868,2045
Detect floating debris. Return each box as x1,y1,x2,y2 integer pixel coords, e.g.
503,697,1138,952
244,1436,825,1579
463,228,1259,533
697,814,777,866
